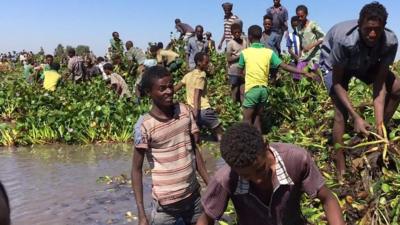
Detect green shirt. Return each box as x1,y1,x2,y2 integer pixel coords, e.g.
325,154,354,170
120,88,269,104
297,20,325,62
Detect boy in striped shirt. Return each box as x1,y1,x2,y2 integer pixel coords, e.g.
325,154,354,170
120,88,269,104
132,66,209,225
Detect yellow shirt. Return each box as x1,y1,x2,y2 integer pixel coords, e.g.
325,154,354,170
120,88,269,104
239,43,282,92
157,50,179,65
43,70,61,91
181,69,210,109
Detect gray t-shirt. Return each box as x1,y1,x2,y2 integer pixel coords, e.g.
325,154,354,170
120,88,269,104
320,20,398,75
186,36,208,69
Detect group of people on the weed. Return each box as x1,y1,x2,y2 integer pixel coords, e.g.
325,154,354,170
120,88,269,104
130,1,399,225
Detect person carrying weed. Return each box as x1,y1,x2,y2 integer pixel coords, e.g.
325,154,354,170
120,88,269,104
238,25,314,132
320,2,399,181
175,52,224,142
196,123,345,225
150,44,183,73
132,66,209,225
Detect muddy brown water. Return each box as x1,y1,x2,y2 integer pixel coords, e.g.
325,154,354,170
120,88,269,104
0,143,222,225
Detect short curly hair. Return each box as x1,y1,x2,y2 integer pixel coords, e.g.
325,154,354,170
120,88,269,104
141,65,171,94
359,1,388,25
220,123,265,168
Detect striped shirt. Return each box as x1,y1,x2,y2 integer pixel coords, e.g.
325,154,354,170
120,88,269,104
224,14,239,43
134,103,200,205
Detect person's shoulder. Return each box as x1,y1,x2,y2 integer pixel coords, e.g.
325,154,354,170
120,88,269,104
213,165,238,192
328,20,359,44
383,28,398,47
270,142,310,163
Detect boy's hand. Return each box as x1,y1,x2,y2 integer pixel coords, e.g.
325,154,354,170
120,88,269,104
354,117,371,136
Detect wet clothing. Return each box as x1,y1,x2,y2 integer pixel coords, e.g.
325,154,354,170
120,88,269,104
201,143,325,225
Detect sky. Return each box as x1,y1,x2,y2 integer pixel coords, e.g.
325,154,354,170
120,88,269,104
1,0,399,59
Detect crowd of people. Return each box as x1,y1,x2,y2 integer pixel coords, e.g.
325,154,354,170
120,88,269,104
1,1,399,225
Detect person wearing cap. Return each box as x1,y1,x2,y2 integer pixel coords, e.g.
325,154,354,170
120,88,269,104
218,2,240,50
175,18,195,41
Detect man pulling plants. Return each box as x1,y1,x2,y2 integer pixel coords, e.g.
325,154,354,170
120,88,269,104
320,2,399,181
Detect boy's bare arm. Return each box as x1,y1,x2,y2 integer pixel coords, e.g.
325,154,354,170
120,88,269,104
279,63,314,79
194,144,209,185
317,185,345,225
193,89,202,119
174,81,184,92
131,147,149,225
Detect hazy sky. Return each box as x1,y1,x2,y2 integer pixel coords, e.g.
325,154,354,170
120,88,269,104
1,0,399,59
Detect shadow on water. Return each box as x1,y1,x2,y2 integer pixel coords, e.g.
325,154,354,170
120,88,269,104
0,143,223,225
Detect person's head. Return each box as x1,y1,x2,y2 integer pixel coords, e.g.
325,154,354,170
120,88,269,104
205,32,212,40
195,25,204,39
0,181,10,225
290,16,299,30
273,0,281,7
141,66,174,107
231,23,242,40
263,14,273,32
103,63,114,75
157,42,164,50
221,123,271,184
50,62,60,72
149,45,159,57
175,18,181,25
96,56,105,64
296,5,308,25
45,54,54,65
248,25,263,43
194,52,209,71
358,2,388,47
112,31,119,40
222,2,233,16
67,48,75,58
125,41,133,50
111,54,122,65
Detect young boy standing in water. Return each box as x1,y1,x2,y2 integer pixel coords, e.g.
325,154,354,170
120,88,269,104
131,66,209,225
